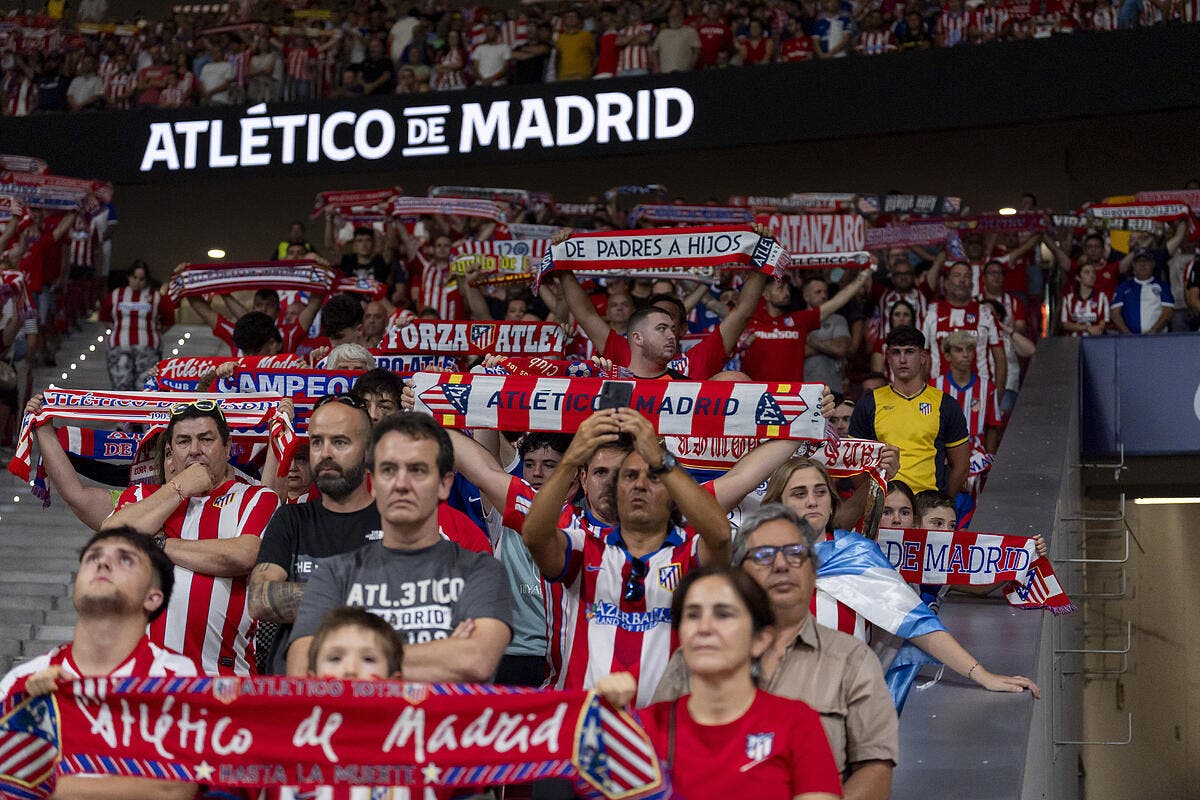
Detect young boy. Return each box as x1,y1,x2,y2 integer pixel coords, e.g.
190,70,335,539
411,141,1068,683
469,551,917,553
307,606,404,680
914,490,957,532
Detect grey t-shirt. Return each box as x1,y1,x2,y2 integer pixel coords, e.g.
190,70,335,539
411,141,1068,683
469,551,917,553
290,539,514,646
805,312,850,390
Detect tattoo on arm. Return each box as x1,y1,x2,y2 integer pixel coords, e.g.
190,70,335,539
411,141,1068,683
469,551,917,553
249,564,306,624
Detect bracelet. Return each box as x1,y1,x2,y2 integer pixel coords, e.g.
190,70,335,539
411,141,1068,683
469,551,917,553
967,662,980,680
167,481,187,504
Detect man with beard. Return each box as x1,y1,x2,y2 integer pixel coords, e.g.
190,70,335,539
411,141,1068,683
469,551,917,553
248,393,380,674
0,529,199,799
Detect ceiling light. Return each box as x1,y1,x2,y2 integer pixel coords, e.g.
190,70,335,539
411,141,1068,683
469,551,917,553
207,248,226,259
1132,497,1200,505
998,207,1017,216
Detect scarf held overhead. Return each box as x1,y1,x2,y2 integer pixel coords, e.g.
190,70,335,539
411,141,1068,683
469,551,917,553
874,527,1075,614
0,678,665,800
310,187,403,218
7,390,291,483
380,321,566,356
412,372,827,439
534,226,790,289
167,261,334,303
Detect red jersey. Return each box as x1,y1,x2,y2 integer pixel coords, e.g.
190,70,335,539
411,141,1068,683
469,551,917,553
639,691,843,799
102,286,174,349
1060,289,1110,334
285,44,314,80
549,521,700,707
740,306,821,382
695,21,732,66
1071,257,1123,298
408,254,464,320
0,636,199,702
595,29,620,75
437,503,493,554
780,34,816,61
933,372,1001,445
115,479,280,675
856,29,896,54
601,326,729,380
921,300,1001,383
740,36,772,64
617,23,654,72
936,11,969,46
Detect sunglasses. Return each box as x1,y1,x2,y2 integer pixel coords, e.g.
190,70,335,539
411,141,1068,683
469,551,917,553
170,399,223,418
314,392,368,411
623,557,649,603
742,543,812,568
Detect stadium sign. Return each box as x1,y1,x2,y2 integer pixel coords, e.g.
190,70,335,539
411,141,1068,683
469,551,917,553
139,88,694,173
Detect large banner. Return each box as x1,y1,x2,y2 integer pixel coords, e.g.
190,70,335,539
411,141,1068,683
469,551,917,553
379,321,567,356
411,373,828,439
0,678,664,799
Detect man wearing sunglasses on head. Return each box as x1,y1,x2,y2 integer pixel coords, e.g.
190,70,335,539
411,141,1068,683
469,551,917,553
102,399,280,676
522,407,732,708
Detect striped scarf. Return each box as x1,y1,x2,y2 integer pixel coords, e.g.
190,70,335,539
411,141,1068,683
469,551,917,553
533,225,790,290
166,260,334,303
865,222,953,249
310,186,402,218
8,390,292,484
0,270,36,321
389,196,506,222
626,204,756,226
0,172,113,209
379,321,567,356
430,184,531,209
875,527,1075,614
412,372,827,439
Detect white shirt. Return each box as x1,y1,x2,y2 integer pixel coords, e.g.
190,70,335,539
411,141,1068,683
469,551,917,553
472,42,512,83
199,60,235,103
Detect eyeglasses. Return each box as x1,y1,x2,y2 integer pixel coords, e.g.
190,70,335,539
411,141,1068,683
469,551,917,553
314,393,368,411
170,399,223,418
623,557,649,603
742,543,812,568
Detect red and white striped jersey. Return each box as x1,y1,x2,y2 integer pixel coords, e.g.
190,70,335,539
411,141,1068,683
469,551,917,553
98,57,120,86
68,206,103,267
968,6,1011,37
286,45,313,80
856,29,896,55
1060,289,1110,333
617,23,654,72
105,70,136,109
1174,0,1200,20
228,48,250,86
978,289,1026,329
286,484,322,504
468,23,491,50
431,47,468,90
103,287,172,349
1088,6,1119,28
921,299,1001,383
159,83,186,107
548,522,700,708
115,479,280,676
936,11,969,46
876,286,929,333
3,76,36,117
498,18,530,49
0,636,199,702
933,372,1001,445
409,254,464,320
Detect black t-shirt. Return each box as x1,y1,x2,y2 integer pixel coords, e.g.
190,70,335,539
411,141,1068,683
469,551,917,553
338,253,390,284
511,46,550,84
256,497,383,674
358,56,395,92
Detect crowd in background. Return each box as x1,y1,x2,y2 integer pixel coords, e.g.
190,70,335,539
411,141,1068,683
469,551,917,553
2,0,1196,113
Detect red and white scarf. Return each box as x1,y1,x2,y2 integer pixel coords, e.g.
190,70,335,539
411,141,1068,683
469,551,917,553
627,204,756,226
757,213,867,254
4,678,666,800
380,320,567,356
153,354,311,391
730,192,859,213
0,195,33,235
412,372,827,439
534,225,790,290
1135,189,1200,208
430,184,532,210
8,389,292,483
0,171,113,209
0,270,36,321
310,186,402,218
1085,201,1193,223
389,196,506,222
333,276,387,300
865,222,953,249
875,527,1075,615
925,212,1050,233
0,154,48,174
167,260,334,302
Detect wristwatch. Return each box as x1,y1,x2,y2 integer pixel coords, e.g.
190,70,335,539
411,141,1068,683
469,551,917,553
152,533,167,551
647,452,677,478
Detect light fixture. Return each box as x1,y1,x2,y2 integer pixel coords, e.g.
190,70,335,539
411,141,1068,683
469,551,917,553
998,207,1017,216
172,348,179,355
70,364,77,370
1132,497,1200,505
79,354,85,361
97,335,104,343
60,372,68,380
184,332,191,339
207,248,226,259
89,345,95,352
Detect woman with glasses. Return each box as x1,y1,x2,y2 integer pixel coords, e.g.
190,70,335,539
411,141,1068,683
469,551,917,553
599,561,842,800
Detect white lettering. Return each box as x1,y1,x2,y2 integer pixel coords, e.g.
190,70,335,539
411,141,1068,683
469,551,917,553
554,95,594,146
140,123,179,171
512,98,554,149
595,92,634,143
459,101,512,152
239,112,272,167
175,120,209,169
322,111,357,161
355,109,395,159
654,87,694,139
273,114,307,164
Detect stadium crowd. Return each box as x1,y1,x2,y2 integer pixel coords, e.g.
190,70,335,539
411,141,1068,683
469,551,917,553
0,169,1197,798
1,0,1197,112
